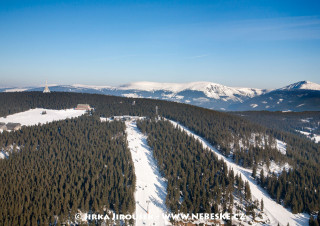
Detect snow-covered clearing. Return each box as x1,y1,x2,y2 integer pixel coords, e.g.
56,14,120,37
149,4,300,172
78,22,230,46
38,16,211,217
125,119,170,226
256,159,292,179
0,108,86,127
238,134,290,175
238,133,287,155
167,119,309,226
0,145,21,159
276,139,287,155
297,130,320,143
312,134,320,143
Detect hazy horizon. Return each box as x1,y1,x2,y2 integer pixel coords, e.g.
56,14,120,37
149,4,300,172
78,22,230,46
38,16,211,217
1,79,318,90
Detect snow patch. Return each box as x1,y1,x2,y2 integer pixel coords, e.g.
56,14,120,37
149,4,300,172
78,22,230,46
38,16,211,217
0,108,86,126
100,117,107,122
193,97,210,102
4,88,28,92
0,150,8,159
0,145,21,159
122,93,143,98
277,99,284,104
72,84,113,90
297,130,320,143
261,161,292,177
276,140,287,155
175,95,184,100
161,93,184,100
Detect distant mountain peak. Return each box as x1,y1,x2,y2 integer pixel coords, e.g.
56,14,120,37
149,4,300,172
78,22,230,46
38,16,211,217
279,80,320,91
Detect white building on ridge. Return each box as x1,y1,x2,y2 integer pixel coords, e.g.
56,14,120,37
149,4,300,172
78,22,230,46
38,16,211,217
43,81,50,93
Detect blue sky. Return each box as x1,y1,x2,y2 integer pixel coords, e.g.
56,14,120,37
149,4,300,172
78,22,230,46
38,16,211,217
0,0,320,88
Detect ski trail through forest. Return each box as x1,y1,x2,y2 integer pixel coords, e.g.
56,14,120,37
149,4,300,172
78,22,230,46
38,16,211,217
167,119,309,226
125,120,170,226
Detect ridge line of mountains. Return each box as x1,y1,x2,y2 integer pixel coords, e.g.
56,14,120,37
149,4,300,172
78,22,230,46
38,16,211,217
1,80,320,111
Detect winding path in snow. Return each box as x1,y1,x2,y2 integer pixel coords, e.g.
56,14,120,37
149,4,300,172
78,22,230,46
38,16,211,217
167,119,309,226
125,120,170,226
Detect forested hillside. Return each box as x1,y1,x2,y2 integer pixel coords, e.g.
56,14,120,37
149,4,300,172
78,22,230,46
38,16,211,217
159,105,320,213
0,116,135,225
137,119,261,224
232,111,320,138
0,91,319,216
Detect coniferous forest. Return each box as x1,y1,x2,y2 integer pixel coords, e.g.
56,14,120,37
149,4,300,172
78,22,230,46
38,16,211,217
0,116,135,225
231,111,320,135
0,91,319,224
137,119,256,223
161,105,320,214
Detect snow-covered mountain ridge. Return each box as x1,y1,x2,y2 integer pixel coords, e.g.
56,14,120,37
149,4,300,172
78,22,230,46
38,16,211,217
3,81,266,99
231,80,320,112
120,81,265,98
1,80,319,111
70,80,319,93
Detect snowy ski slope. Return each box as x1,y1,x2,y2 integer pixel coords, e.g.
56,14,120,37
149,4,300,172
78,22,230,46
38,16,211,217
125,119,170,226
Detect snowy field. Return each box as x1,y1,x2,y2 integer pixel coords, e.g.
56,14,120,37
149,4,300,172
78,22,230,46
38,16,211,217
125,120,170,226
167,119,309,226
0,108,86,127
